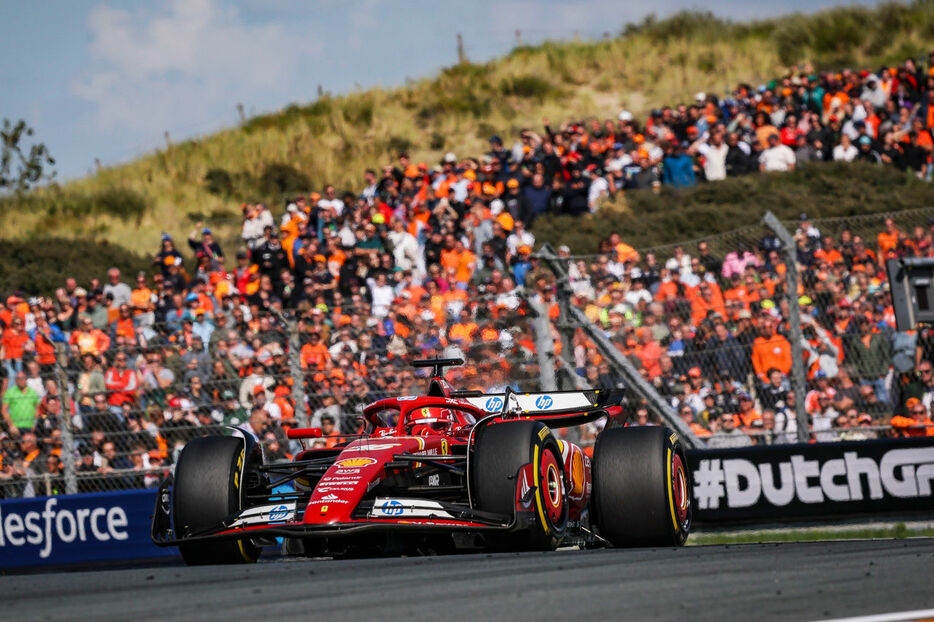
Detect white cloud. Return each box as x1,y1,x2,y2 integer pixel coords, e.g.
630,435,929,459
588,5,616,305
71,0,321,139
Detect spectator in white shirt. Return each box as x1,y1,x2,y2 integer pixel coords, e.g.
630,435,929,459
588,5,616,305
388,218,419,272
506,221,535,256
367,272,395,318
833,133,858,162
689,130,728,181
759,134,796,172
317,184,345,216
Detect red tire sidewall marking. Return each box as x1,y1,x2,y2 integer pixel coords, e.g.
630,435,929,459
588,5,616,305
671,452,689,526
540,448,564,523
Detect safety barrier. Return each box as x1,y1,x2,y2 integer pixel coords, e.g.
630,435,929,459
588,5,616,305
687,436,934,523
0,489,176,571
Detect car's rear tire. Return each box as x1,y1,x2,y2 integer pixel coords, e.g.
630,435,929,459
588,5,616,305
173,435,261,565
471,420,568,550
591,426,691,547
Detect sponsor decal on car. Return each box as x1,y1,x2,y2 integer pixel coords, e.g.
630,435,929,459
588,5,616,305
334,469,361,475
314,493,350,505
368,498,454,519
535,395,553,410
377,500,404,516
334,457,377,468
229,502,297,527
397,396,417,401
342,443,400,452
484,396,504,412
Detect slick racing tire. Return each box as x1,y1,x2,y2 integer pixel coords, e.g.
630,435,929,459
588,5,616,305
591,426,691,547
472,420,568,550
173,435,261,565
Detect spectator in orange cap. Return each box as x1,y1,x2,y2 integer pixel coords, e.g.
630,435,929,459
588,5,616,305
892,398,934,437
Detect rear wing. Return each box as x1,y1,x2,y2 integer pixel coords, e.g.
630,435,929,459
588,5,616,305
462,389,625,427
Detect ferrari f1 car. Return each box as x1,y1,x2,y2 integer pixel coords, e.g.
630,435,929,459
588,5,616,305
152,358,691,564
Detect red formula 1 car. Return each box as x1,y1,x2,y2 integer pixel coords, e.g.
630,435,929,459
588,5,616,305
151,358,691,565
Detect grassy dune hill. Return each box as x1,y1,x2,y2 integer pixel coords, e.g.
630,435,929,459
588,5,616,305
3,2,934,270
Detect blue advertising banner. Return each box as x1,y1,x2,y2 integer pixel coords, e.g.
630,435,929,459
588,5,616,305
0,489,177,571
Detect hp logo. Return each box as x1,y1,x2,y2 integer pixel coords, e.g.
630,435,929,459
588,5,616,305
485,396,504,411
535,395,554,410
380,500,404,516
268,505,290,521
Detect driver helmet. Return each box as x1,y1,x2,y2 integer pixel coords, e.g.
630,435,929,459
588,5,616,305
407,406,455,434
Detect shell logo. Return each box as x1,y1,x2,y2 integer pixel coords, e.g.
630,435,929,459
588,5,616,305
334,457,378,468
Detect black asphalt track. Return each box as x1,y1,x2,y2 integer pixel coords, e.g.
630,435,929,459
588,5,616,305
4,539,933,621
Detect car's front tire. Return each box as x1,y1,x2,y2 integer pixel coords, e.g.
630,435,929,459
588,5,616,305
173,435,261,565
471,420,568,550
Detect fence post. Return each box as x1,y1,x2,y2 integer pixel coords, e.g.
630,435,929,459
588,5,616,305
536,244,701,448
279,312,309,428
525,295,557,392
45,331,77,495
762,211,810,443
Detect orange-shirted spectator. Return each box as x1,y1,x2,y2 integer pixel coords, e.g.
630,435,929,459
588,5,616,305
1,316,30,374
30,316,61,370
655,270,687,302
112,305,136,340
876,217,901,262
130,273,153,315
813,236,844,265
736,392,762,429
448,310,478,344
892,398,934,437
690,281,727,326
69,317,111,356
299,332,330,371
751,316,792,381
633,329,663,379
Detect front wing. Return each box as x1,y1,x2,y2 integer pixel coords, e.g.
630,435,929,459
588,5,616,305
151,478,527,547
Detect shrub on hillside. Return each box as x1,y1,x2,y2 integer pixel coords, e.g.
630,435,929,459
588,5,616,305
0,237,152,295
258,163,311,196
203,168,233,196
531,162,931,252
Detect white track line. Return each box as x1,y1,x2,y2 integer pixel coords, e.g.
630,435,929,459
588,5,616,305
815,609,934,622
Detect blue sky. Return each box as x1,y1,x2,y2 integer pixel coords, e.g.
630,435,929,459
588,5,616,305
0,0,881,180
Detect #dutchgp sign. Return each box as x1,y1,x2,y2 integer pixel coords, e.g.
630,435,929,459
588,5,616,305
687,437,934,522
0,489,176,570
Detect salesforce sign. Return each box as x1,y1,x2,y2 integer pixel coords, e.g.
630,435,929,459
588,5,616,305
0,489,176,570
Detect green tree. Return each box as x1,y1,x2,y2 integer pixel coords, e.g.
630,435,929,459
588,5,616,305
1,118,55,193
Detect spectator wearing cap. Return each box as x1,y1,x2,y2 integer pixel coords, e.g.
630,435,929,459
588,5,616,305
188,222,225,271
154,234,185,277
503,178,533,225
707,412,752,448
891,397,934,437
661,140,696,188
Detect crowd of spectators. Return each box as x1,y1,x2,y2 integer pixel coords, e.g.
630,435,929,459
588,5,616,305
4,57,934,497
567,215,934,448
